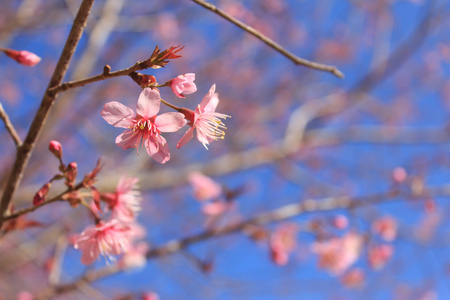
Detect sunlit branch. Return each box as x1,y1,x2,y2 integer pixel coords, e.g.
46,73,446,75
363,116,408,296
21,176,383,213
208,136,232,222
0,103,22,147
0,0,95,227
190,0,344,79
37,183,450,299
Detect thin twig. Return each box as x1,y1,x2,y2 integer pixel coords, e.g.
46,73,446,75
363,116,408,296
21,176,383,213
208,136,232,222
191,0,344,78
36,183,450,299
0,103,22,147
0,0,95,227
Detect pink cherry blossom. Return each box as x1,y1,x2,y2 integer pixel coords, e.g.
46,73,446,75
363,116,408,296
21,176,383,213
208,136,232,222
368,244,393,270
188,172,222,201
371,216,397,242
120,242,149,269
270,223,297,266
392,167,407,183
48,140,62,159
4,49,41,66
101,88,187,164
101,176,142,223
310,232,363,275
341,268,365,288
201,201,229,216
74,219,133,265
17,291,34,300
177,84,230,149
170,73,197,98
333,214,349,229
142,292,160,300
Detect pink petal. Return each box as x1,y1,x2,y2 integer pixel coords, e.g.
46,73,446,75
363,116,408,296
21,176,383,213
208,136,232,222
154,112,187,132
177,127,195,148
136,88,161,118
101,102,136,128
182,82,197,95
145,136,170,164
199,84,219,112
184,73,195,81
116,130,140,149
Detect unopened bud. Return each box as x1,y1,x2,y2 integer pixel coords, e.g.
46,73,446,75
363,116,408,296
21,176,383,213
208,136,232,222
66,162,78,187
49,140,63,159
4,49,41,66
33,182,51,206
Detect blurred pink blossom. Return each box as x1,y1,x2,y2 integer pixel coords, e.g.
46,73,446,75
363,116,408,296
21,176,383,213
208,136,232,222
310,232,363,275
333,215,349,229
188,172,222,201
170,73,197,98
4,49,41,66
341,268,365,288
120,242,149,269
17,291,33,300
101,176,142,223
368,244,393,270
372,216,398,242
392,167,407,183
74,219,133,265
177,84,229,149
202,201,229,216
142,292,160,300
270,223,297,266
101,88,187,163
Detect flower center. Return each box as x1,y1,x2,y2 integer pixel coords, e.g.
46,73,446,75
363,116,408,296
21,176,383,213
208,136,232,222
133,118,160,136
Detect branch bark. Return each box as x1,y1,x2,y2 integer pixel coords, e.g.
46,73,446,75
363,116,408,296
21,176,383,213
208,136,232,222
0,0,95,227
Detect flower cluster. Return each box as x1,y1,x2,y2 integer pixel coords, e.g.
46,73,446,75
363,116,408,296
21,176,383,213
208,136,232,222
74,175,146,265
101,65,229,164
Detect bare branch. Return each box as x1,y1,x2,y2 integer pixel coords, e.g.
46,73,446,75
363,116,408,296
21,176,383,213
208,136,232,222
190,0,344,79
0,103,22,147
0,0,95,226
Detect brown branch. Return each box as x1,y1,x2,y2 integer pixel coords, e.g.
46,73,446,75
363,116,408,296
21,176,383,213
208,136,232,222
190,0,344,79
37,184,450,299
2,182,84,222
0,0,95,226
0,103,22,147
49,62,148,93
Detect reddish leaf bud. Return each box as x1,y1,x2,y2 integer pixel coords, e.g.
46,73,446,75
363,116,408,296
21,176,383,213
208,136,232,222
66,162,78,187
33,182,51,206
49,140,63,159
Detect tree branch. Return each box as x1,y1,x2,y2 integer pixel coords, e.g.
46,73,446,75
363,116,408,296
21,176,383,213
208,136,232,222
190,0,344,79
37,183,450,299
0,103,22,147
0,0,95,227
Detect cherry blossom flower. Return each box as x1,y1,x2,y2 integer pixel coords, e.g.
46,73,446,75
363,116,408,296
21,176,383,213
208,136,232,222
333,214,348,229
188,172,222,201
341,268,365,288
177,84,229,149
101,176,142,223
101,88,187,164
3,49,41,66
120,242,149,269
142,292,160,300
170,73,197,98
74,219,133,265
368,244,393,270
371,216,397,242
310,232,363,275
392,167,407,183
270,223,297,266
201,201,230,216
17,291,34,300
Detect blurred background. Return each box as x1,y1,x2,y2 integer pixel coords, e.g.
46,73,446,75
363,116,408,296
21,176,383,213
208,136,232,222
1,0,450,299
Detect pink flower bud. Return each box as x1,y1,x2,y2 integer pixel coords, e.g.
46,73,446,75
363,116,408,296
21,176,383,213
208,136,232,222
333,215,349,229
48,140,63,159
4,49,41,66
33,182,51,206
170,73,197,98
